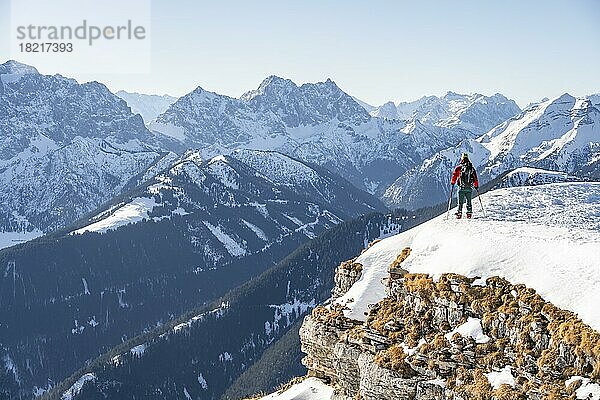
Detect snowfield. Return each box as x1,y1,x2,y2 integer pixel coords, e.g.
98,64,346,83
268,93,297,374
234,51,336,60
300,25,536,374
0,229,44,250
259,378,333,400
336,182,600,331
73,197,159,234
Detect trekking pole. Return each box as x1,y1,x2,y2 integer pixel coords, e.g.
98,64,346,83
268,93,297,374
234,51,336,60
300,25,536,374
475,187,486,218
445,184,454,220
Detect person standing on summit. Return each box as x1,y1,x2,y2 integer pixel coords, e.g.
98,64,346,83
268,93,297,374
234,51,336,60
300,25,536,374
451,153,479,219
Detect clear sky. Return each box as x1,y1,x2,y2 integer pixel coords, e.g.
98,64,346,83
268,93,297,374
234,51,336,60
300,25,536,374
1,0,599,107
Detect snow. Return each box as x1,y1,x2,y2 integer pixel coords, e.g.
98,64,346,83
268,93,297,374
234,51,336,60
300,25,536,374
0,229,43,250
445,317,490,344
259,378,333,400
206,157,239,189
231,149,321,187
203,221,247,257
268,299,316,333
130,344,147,357
115,91,177,124
335,183,600,331
566,376,600,399
82,278,90,295
73,197,158,234
61,373,96,400
401,338,427,356
505,167,570,178
198,373,208,389
498,167,578,188
242,219,268,241
485,366,515,389
3,355,20,385
426,378,446,388
149,121,187,141
0,60,39,84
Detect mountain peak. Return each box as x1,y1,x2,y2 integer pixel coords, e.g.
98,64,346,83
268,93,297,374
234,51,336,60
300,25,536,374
443,90,467,101
371,101,399,120
0,60,40,86
0,60,39,75
554,92,576,102
241,75,297,101
259,75,297,90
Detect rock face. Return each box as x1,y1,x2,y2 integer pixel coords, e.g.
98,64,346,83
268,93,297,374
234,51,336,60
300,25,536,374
299,249,600,399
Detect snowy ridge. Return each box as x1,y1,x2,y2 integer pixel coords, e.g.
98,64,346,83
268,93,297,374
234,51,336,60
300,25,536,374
336,183,600,331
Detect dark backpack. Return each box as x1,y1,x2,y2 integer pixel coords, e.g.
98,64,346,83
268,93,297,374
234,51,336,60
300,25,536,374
459,162,474,187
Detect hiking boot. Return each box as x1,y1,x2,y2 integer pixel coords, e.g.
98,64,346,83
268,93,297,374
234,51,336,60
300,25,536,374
466,212,472,219
455,212,462,219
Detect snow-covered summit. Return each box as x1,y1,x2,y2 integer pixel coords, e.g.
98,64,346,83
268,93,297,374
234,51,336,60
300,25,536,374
338,182,600,331
370,101,399,120
0,59,38,73
240,75,297,102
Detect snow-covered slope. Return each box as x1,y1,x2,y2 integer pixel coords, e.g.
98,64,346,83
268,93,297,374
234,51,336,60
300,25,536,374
149,77,520,194
0,60,171,248
494,167,581,188
337,183,600,331
115,90,177,124
385,94,600,209
258,378,333,400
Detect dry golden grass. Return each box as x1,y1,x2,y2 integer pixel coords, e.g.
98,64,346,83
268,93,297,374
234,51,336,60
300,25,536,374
339,259,363,273
373,344,415,376
389,247,411,269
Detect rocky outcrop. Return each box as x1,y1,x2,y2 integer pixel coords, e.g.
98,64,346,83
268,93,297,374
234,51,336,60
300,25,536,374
332,259,363,300
299,248,600,399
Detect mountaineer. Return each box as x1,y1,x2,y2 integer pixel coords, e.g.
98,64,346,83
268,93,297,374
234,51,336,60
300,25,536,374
450,153,479,219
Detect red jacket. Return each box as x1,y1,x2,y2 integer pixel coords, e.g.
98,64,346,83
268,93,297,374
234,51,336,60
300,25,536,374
451,163,479,188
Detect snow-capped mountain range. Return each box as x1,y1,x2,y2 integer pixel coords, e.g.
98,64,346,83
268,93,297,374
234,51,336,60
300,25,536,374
149,76,521,194
115,90,178,124
370,92,519,136
0,60,176,249
0,148,385,399
384,93,600,209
